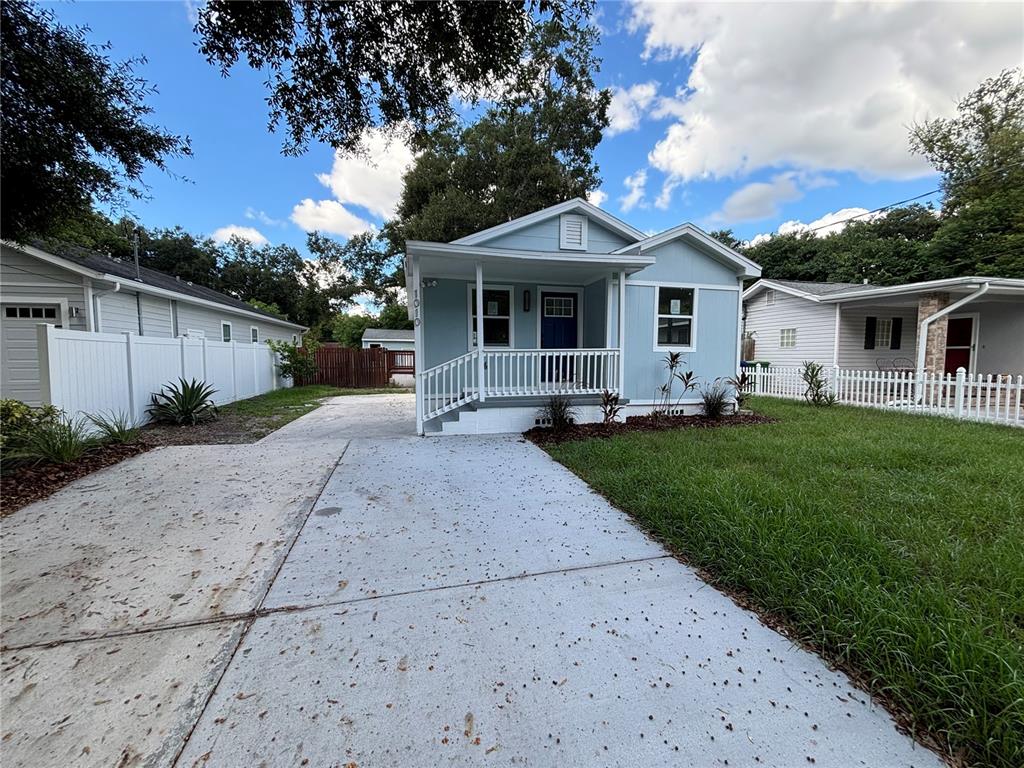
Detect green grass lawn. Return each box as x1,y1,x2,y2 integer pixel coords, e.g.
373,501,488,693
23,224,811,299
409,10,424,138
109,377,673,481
219,384,404,421
547,398,1024,768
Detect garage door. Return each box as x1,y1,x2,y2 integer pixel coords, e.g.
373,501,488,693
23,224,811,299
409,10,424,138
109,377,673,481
1,305,60,405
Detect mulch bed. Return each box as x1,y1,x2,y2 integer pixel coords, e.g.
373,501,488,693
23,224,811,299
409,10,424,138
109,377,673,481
138,413,287,447
1,443,151,516
524,411,775,446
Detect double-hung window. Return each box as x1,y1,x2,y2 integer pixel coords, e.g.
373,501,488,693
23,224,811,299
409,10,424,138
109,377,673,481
655,286,695,349
780,328,797,348
470,287,512,347
221,322,232,342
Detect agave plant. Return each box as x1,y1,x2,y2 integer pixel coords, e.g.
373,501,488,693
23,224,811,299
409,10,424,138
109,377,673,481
148,378,219,426
88,411,142,444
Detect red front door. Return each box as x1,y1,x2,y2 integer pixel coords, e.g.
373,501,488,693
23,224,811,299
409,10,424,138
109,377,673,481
943,316,974,374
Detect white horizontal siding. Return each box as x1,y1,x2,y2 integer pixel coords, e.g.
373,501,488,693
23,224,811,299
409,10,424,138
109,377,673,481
0,246,88,331
743,291,836,366
139,294,174,337
98,290,140,334
837,305,918,369
174,303,297,343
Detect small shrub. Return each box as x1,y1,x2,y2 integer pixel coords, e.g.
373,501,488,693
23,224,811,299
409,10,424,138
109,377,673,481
267,335,320,381
1,399,61,455
600,389,623,424
8,414,97,465
700,380,731,420
88,411,141,444
148,378,218,426
727,371,752,411
538,395,577,434
801,361,837,407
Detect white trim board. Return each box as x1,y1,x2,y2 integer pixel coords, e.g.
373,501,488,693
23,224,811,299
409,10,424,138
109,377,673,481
451,198,645,246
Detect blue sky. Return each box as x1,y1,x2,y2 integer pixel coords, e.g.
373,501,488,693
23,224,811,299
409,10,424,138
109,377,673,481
48,1,1023,253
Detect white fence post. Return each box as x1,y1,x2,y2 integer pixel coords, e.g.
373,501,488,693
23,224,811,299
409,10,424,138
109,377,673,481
36,323,55,407
124,332,138,422
179,335,186,378
230,340,238,400
954,367,966,419
201,337,208,382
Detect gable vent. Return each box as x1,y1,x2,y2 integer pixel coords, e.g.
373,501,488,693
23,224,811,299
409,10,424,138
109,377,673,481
559,214,587,250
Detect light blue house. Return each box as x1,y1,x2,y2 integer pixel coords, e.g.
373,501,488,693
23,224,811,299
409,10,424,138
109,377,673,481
405,199,762,434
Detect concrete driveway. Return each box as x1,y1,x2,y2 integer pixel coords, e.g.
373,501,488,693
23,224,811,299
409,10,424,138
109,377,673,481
1,393,941,767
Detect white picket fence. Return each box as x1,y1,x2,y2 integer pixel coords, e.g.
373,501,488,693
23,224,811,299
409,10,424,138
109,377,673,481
747,365,1023,427
37,324,288,424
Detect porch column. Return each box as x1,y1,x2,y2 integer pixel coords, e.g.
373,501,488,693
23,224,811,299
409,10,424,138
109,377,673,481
412,255,424,435
475,261,486,402
617,270,626,393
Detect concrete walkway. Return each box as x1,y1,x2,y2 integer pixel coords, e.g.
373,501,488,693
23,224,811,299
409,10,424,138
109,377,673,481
1,394,942,767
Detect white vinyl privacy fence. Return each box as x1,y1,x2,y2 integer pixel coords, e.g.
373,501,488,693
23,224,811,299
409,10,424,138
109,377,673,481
37,324,288,423
748,365,1023,427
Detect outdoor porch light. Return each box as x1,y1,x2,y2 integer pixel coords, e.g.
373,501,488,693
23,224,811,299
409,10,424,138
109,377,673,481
421,278,438,288
523,289,531,313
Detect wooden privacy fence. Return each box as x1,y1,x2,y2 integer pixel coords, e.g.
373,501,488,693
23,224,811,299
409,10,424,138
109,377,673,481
747,364,1023,427
298,345,415,388
36,324,287,424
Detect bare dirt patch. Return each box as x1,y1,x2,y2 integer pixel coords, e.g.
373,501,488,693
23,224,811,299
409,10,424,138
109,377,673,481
138,412,293,446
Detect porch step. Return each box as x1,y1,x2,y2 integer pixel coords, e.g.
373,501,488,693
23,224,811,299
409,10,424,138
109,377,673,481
424,394,629,436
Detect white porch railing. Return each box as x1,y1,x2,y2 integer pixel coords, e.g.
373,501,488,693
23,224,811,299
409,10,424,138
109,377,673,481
747,365,1023,427
419,349,480,422
482,348,620,398
418,348,621,425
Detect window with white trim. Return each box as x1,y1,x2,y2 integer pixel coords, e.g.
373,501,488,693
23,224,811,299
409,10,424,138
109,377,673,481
655,287,694,348
559,214,587,250
765,289,776,305
543,296,574,317
221,322,232,342
5,306,57,319
470,288,512,347
780,328,797,348
875,318,892,349
250,326,259,343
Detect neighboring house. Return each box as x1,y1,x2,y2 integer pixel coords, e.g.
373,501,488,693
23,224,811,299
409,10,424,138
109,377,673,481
1,241,306,405
360,328,415,351
405,198,761,434
742,277,1024,375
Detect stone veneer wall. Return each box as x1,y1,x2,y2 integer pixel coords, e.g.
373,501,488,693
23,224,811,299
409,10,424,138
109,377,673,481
917,292,950,372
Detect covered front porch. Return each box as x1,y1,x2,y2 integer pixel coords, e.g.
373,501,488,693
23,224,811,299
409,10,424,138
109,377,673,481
830,280,1024,376
405,240,653,433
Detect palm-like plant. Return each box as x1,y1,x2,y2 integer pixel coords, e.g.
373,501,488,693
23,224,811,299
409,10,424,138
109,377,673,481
148,378,219,426
727,371,752,411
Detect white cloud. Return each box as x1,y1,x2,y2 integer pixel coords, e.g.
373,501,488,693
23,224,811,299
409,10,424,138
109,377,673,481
607,81,658,136
211,225,268,246
244,207,284,227
290,199,375,238
750,207,881,244
587,189,608,207
183,1,200,24
717,174,802,222
315,128,415,219
630,1,1023,183
620,169,648,212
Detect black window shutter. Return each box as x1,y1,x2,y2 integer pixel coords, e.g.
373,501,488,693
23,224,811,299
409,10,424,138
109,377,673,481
864,316,876,350
890,317,902,350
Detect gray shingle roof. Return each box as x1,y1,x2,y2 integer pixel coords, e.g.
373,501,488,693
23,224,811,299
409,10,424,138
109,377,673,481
769,279,871,296
37,241,303,327
362,328,414,342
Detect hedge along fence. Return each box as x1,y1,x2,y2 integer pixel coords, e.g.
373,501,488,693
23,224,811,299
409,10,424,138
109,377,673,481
36,324,288,424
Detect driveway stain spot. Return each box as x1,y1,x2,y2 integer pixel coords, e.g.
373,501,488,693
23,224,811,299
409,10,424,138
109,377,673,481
315,507,341,517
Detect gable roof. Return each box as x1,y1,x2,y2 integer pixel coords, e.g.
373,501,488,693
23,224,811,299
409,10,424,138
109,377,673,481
743,279,868,301
451,198,646,247
614,223,762,278
362,328,414,342
7,240,306,329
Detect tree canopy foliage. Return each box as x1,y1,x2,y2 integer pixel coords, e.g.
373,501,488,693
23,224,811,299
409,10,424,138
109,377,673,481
0,0,189,242
195,0,584,156
319,5,609,300
47,209,359,332
745,69,1024,284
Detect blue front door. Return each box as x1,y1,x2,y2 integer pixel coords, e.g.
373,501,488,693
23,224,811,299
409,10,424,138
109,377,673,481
541,292,578,381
